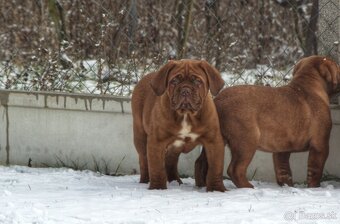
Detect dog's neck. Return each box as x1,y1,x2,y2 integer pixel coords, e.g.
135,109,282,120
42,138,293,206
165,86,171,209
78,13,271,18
290,74,330,105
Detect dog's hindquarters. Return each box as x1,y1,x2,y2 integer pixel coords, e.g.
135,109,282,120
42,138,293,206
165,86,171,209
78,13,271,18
214,88,260,188
131,74,157,183
214,85,312,188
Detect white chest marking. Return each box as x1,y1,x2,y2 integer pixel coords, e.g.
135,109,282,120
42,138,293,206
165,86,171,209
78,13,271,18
172,114,199,148
173,139,185,147
179,114,199,140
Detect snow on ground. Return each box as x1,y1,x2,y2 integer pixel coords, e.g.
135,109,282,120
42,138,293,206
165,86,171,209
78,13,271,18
1,166,340,224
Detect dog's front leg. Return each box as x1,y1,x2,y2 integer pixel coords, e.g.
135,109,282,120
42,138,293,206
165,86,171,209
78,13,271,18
147,137,167,190
165,150,183,184
307,143,329,188
202,136,226,192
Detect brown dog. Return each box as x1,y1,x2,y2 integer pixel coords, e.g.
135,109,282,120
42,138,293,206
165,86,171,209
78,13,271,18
131,59,226,191
197,55,340,188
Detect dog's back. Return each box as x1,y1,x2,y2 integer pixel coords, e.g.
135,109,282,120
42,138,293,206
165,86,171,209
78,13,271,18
214,84,329,152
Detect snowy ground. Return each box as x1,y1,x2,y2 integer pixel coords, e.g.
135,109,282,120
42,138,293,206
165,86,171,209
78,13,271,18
1,166,339,224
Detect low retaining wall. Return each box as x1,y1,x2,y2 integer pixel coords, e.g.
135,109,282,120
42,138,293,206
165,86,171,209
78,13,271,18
0,90,339,183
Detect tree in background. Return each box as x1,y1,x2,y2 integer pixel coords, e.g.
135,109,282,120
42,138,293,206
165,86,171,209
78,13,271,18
0,0,322,93
175,0,195,59
274,0,319,56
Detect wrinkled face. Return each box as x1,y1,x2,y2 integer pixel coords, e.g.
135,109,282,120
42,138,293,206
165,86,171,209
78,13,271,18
150,59,225,114
166,61,208,114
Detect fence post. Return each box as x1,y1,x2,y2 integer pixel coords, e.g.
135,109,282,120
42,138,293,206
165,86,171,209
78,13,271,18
318,0,340,63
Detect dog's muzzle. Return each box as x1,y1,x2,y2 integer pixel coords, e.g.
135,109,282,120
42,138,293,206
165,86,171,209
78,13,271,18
173,86,201,112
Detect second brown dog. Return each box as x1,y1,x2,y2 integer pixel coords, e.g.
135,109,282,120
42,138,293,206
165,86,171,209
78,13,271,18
197,55,340,188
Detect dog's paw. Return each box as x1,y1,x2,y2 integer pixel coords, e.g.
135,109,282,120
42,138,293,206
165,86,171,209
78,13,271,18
307,181,321,188
167,174,183,185
195,179,206,188
139,177,149,184
148,182,167,190
206,183,227,192
236,182,254,188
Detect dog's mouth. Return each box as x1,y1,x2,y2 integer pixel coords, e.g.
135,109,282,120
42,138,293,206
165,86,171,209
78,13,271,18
177,99,194,110
172,96,201,113
170,85,202,113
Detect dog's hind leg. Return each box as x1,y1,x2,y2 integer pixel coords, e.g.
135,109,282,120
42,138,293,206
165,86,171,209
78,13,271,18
228,144,255,188
273,152,293,186
138,148,149,183
165,150,183,185
133,124,149,183
307,143,329,188
194,147,208,187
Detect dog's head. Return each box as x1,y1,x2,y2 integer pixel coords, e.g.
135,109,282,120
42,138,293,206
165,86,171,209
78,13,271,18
150,59,224,114
292,56,340,94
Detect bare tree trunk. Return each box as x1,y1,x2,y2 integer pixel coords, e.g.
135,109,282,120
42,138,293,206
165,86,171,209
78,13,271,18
214,10,222,69
172,0,180,26
256,0,265,64
205,0,214,62
108,2,128,64
177,0,194,59
205,0,222,69
205,0,213,39
48,0,71,68
273,0,319,56
176,0,185,58
304,0,318,56
48,0,67,51
128,0,138,55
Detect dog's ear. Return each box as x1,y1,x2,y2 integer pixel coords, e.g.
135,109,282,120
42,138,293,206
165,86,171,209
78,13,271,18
319,58,340,90
199,60,225,96
150,61,176,96
294,56,340,91
292,60,303,76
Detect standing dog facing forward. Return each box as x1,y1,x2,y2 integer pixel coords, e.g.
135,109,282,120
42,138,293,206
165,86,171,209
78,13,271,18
131,59,226,191
197,56,340,188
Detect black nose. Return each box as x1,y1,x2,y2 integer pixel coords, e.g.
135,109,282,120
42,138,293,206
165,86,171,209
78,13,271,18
180,87,191,97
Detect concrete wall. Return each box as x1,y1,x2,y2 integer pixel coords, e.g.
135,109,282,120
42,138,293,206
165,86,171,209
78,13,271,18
0,90,137,175
0,90,340,183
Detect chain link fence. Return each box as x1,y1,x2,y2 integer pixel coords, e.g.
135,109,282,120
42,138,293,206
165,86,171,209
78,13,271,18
0,0,339,96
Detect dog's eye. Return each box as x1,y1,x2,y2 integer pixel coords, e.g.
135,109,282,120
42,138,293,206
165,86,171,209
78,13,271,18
191,77,202,86
170,77,180,85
